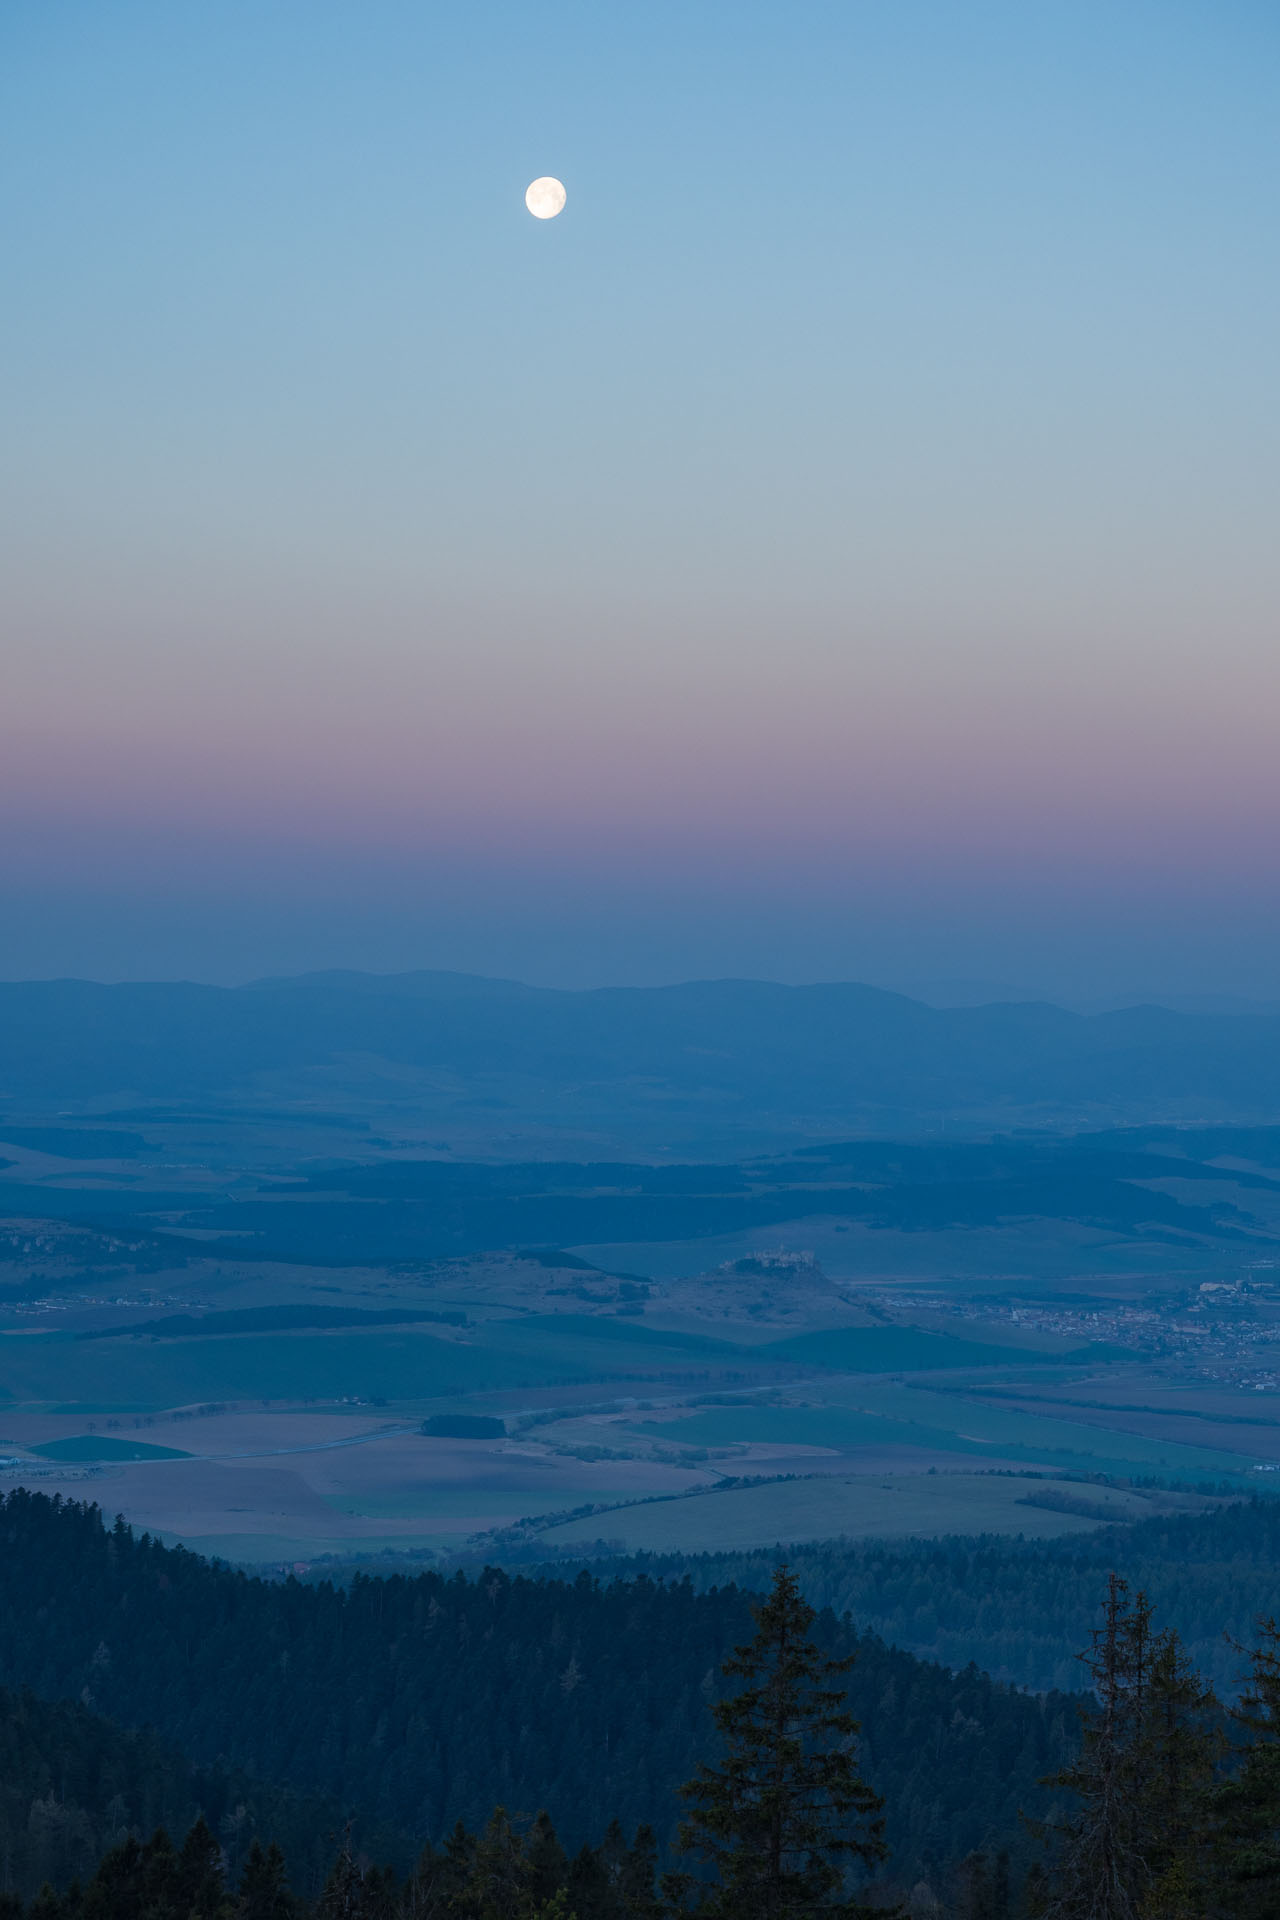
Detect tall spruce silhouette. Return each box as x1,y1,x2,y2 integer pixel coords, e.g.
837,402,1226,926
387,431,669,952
671,1566,886,1919
1133,1627,1219,1918
1040,1575,1152,1920
1212,1617,1280,1917
1038,1578,1219,1920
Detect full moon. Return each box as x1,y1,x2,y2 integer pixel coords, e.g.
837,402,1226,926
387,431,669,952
525,176,566,220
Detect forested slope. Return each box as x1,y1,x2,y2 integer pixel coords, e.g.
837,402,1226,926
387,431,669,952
0,1684,341,1900
575,1498,1280,1695
0,1494,1076,1883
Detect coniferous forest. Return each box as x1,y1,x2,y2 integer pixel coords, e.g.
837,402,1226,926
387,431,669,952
587,1500,1280,1699
2,1492,1280,1917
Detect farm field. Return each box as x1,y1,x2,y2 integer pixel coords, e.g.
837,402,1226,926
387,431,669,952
531,1471,1194,1555
953,1392,1280,1460
815,1379,1263,1478
0,1254,1271,1567
598,1380,1264,1483
0,1408,717,1560
0,1312,786,1411
1,1329,1256,1564
569,1215,1239,1288
3,1120,1279,1563
0,1305,1093,1431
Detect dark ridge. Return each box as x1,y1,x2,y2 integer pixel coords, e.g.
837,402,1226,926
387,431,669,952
557,1496,1280,1698
0,1128,154,1159
80,1304,468,1340
4,972,1280,1134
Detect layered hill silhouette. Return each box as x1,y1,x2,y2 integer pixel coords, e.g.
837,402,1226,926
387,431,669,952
3,970,1280,1142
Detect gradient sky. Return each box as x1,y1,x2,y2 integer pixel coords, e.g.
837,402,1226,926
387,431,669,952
3,1,1279,997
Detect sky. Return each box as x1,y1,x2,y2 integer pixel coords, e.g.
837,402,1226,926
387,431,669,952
3,1,1279,999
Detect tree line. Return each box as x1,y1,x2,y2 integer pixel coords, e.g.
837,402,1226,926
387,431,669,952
0,1493,1075,1881
4,1494,1280,1915
0,1571,893,1919
576,1497,1280,1697
5,1565,1280,1919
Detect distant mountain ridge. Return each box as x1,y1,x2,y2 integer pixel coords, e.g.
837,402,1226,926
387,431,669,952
2,969,1280,1142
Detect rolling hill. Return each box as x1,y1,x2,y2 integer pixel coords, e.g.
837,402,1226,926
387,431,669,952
3,971,1280,1144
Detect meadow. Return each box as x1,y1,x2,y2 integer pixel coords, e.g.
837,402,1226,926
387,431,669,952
532,1471,1186,1554
0,1313,770,1411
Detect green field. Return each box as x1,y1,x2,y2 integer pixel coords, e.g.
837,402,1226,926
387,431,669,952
826,1381,1259,1479
0,1321,697,1409
0,1313,766,1411
327,1484,648,1521
30,1435,191,1462
631,1388,1259,1483
0,1309,1258,1490
533,1472,1158,1554
0,1303,1144,1421
628,1404,917,1451
482,1315,735,1356
756,1326,1077,1371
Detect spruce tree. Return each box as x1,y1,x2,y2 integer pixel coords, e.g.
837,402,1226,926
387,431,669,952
404,1830,465,1920
316,1828,376,1920
79,1832,161,1920
673,1566,886,1919
598,1818,631,1912
567,1842,610,1920
1040,1575,1152,1920
1132,1629,1219,1918
621,1826,663,1920
453,1808,533,1920
174,1817,229,1920
1039,1581,1221,1920
236,1840,297,1920
1210,1617,1280,1917
525,1813,569,1911
953,1850,1010,1920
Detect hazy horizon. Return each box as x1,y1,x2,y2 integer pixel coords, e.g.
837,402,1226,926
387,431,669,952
5,2,1279,1000
6,885,1280,1003
4,957,1280,1021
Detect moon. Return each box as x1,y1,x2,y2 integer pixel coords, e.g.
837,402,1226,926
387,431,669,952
525,176,566,220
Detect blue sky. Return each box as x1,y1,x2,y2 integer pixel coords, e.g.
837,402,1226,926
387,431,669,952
2,2,1278,995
